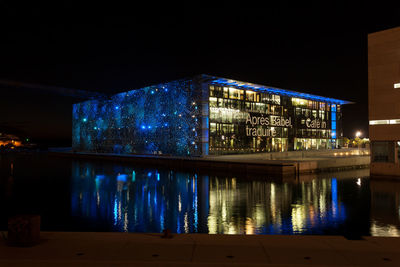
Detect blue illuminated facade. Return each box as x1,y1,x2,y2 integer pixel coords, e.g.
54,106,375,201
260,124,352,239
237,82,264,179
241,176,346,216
72,75,350,156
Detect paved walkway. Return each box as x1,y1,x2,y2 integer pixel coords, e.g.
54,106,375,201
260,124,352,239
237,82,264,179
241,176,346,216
52,148,370,176
1,232,400,266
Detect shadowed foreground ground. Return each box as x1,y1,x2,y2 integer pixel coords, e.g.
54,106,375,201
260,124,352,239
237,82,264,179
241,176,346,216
1,232,400,266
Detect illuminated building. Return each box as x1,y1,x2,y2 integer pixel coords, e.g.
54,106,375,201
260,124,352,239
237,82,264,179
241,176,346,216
0,133,22,148
369,27,400,177
72,75,350,156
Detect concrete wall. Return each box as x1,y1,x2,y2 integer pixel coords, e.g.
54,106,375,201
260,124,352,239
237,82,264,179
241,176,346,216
369,27,400,177
369,27,400,124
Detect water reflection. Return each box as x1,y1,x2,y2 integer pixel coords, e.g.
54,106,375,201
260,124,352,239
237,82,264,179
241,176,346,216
370,180,400,236
71,162,206,233
207,176,347,234
4,154,400,236
71,162,378,235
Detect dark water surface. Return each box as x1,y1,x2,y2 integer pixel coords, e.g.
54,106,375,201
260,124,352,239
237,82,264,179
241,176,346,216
1,153,399,236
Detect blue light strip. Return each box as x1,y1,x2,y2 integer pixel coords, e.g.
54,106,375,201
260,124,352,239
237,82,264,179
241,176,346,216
208,77,351,105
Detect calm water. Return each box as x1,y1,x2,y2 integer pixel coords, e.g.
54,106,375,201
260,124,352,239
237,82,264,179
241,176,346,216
1,153,400,237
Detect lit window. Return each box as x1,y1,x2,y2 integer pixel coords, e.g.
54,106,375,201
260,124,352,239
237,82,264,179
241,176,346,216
369,119,400,125
394,83,400,88
229,88,241,100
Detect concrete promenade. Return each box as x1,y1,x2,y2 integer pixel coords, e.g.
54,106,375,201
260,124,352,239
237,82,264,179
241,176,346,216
1,232,400,266
52,148,370,177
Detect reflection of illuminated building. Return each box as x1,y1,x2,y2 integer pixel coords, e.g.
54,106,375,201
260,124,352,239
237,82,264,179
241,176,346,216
71,162,206,233
207,176,346,235
72,75,350,156
370,180,400,237
70,162,364,235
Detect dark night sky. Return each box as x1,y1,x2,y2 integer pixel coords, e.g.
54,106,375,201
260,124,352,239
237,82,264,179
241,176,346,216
2,2,400,145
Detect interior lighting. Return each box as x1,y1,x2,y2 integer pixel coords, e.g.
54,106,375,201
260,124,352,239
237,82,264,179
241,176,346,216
394,83,400,88
370,119,400,125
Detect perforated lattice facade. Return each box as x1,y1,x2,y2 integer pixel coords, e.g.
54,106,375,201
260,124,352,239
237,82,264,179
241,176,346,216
72,78,205,156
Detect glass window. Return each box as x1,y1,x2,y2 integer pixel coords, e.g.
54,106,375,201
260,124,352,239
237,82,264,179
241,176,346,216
210,123,217,134
292,98,307,107
209,97,217,108
319,110,325,120
246,90,256,101
223,87,229,98
273,95,281,105
397,141,400,162
283,128,288,137
372,141,394,162
229,88,241,100
312,110,317,119
209,85,215,97
331,112,336,121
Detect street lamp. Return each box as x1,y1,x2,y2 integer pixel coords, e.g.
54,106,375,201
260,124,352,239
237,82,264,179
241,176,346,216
355,131,362,138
